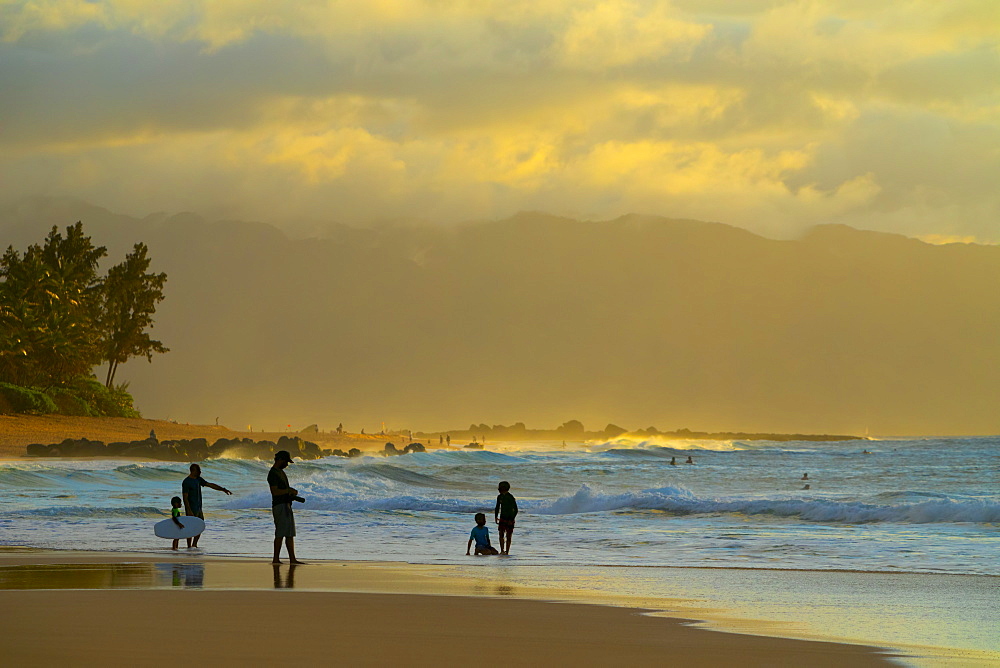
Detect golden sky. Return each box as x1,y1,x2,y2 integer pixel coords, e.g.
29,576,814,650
2,0,999,241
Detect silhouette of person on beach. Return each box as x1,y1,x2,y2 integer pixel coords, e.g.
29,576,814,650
466,513,499,556
495,481,518,555
446,435,451,446
169,496,184,550
182,463,232,548
268,450,305,565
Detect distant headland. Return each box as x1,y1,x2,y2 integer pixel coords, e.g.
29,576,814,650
419,420,860,444
1,415,860,461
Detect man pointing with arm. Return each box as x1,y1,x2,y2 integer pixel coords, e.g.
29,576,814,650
182,463,232,548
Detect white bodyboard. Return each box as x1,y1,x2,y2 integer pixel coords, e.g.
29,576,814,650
154,516,206,539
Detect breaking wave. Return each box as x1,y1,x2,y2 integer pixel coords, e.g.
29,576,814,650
221,483,1000,524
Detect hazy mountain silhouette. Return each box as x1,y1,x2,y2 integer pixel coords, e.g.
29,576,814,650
2,197,998,435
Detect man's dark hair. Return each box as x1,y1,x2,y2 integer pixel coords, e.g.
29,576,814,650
498,480,510,492
189,463,200,472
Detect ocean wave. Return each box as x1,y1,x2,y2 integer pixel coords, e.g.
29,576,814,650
589,436,753,452
0,467,60,486
221,483,1000,524
112,464,187,481
7,505,167,518
528,485,1000,523
223,489,484,513
402,449,527,465
352,464,470,489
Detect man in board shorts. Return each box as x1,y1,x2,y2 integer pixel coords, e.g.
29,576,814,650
268,450,305,564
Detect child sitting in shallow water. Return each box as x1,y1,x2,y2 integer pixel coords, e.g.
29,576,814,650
466,513,499,556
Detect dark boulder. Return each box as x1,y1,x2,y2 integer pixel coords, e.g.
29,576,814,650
301,441,322,460
25,443,50,456
106,442,130,455
403,442,426,453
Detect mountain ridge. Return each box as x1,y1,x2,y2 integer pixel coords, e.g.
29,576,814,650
2,197,997,435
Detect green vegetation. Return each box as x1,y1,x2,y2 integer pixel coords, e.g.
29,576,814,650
0,222,166,416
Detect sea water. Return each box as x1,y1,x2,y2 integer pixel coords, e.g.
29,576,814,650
2,436,996,574
2,436,998,661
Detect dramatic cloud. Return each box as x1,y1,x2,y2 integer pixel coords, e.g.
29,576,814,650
1,0,998,240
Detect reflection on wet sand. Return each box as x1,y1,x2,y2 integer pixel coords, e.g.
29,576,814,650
157,562,205,588
0,562,209,590
0,563,159,590
273,564,297,589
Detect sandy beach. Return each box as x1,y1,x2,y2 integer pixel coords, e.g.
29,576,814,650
0,549,895,667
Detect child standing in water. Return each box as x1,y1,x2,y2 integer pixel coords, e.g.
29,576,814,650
466,513,499,555
169,496,185,550
494,480,518,555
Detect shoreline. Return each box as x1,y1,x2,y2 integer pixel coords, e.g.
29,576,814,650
4,548,999,666
0,548,899,667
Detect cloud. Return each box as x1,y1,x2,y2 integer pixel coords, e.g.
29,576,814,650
0,0,998,240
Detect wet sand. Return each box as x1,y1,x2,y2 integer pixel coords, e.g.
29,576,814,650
0,549,895,667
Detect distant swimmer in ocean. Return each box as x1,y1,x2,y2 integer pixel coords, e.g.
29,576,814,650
862,450,872,455
669,457,677,465
466,513,499,556
801,473,809,481
802,483,811,490
685,456,694,464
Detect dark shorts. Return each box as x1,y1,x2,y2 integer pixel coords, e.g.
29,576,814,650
497,518,515,535
272,503,296,538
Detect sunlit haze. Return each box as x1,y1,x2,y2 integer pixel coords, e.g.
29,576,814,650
2,2,999,435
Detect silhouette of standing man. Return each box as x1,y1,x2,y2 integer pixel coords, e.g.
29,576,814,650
268,450,305,564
